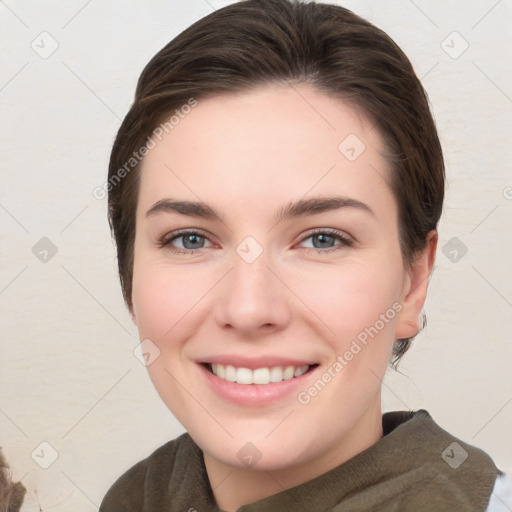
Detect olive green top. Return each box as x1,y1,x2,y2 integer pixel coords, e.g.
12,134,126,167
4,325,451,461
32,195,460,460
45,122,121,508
100,410,500,512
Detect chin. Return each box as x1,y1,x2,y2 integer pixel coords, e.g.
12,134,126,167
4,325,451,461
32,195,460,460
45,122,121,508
202,437,308,472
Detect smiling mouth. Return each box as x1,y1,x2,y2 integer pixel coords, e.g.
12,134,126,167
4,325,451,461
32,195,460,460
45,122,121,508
203,363,319,385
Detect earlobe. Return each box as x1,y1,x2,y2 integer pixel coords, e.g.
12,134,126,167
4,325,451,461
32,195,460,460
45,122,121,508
395,230,438,340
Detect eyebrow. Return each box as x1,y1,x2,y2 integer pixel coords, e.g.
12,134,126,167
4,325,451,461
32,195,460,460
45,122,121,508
145,195,375,223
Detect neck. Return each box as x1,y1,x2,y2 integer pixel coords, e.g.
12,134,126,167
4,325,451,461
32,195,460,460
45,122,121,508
204,400,383,512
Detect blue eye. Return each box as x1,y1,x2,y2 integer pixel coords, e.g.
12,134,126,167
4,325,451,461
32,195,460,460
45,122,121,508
159,228,353,255
160,230,211,254
298,229,353,253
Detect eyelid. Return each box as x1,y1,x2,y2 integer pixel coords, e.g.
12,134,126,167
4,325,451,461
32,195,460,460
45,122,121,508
159,228,211,245
296,228,354,250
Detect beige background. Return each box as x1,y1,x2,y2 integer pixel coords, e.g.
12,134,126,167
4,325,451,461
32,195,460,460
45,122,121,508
1,0,511,509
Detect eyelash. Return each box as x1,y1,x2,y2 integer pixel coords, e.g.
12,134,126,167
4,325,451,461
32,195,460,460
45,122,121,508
158,228,354,255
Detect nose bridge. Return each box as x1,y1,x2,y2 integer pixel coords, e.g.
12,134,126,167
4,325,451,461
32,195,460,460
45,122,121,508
214,244,290,333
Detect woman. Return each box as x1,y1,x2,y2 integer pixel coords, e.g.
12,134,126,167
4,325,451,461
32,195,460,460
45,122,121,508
99,1,508,510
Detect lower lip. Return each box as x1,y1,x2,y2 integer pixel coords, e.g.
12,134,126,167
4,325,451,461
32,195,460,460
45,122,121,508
199,364,317,407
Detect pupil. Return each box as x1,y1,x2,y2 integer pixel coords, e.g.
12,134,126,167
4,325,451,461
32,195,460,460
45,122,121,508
184,234,202,249
314,234,333,248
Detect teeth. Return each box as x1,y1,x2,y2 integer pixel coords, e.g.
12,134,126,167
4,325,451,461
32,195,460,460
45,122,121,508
253,367,270,385
269,367,283,383
294,365,308,377
283,366,295,380
209,363,310,385
236,367,253,384
225,365,237,383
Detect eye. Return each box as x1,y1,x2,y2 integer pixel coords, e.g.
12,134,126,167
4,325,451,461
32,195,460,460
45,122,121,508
158,228,353,255
297,228,353,253
159,229,213,254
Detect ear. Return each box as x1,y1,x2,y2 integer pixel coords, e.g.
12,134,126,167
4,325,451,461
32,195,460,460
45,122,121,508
395,230,438,340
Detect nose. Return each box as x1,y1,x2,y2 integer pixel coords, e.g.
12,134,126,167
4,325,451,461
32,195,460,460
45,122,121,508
213,250,291,338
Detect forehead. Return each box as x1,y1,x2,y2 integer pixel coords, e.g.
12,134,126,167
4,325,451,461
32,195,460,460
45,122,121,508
137,83,395,221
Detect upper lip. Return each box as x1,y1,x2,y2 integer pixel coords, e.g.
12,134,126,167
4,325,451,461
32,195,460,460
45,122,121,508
199,355,317,370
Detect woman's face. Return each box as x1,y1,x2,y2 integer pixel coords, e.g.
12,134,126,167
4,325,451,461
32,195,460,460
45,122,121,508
131,83,430,475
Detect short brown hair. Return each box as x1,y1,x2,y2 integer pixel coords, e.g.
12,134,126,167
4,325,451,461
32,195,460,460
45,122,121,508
107,0,445,366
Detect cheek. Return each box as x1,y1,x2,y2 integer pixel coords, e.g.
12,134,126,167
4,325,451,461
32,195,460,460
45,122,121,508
132,269,170,340
298,264,402,408
131,254,206,341
131,258,206,419
294,258,402,340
